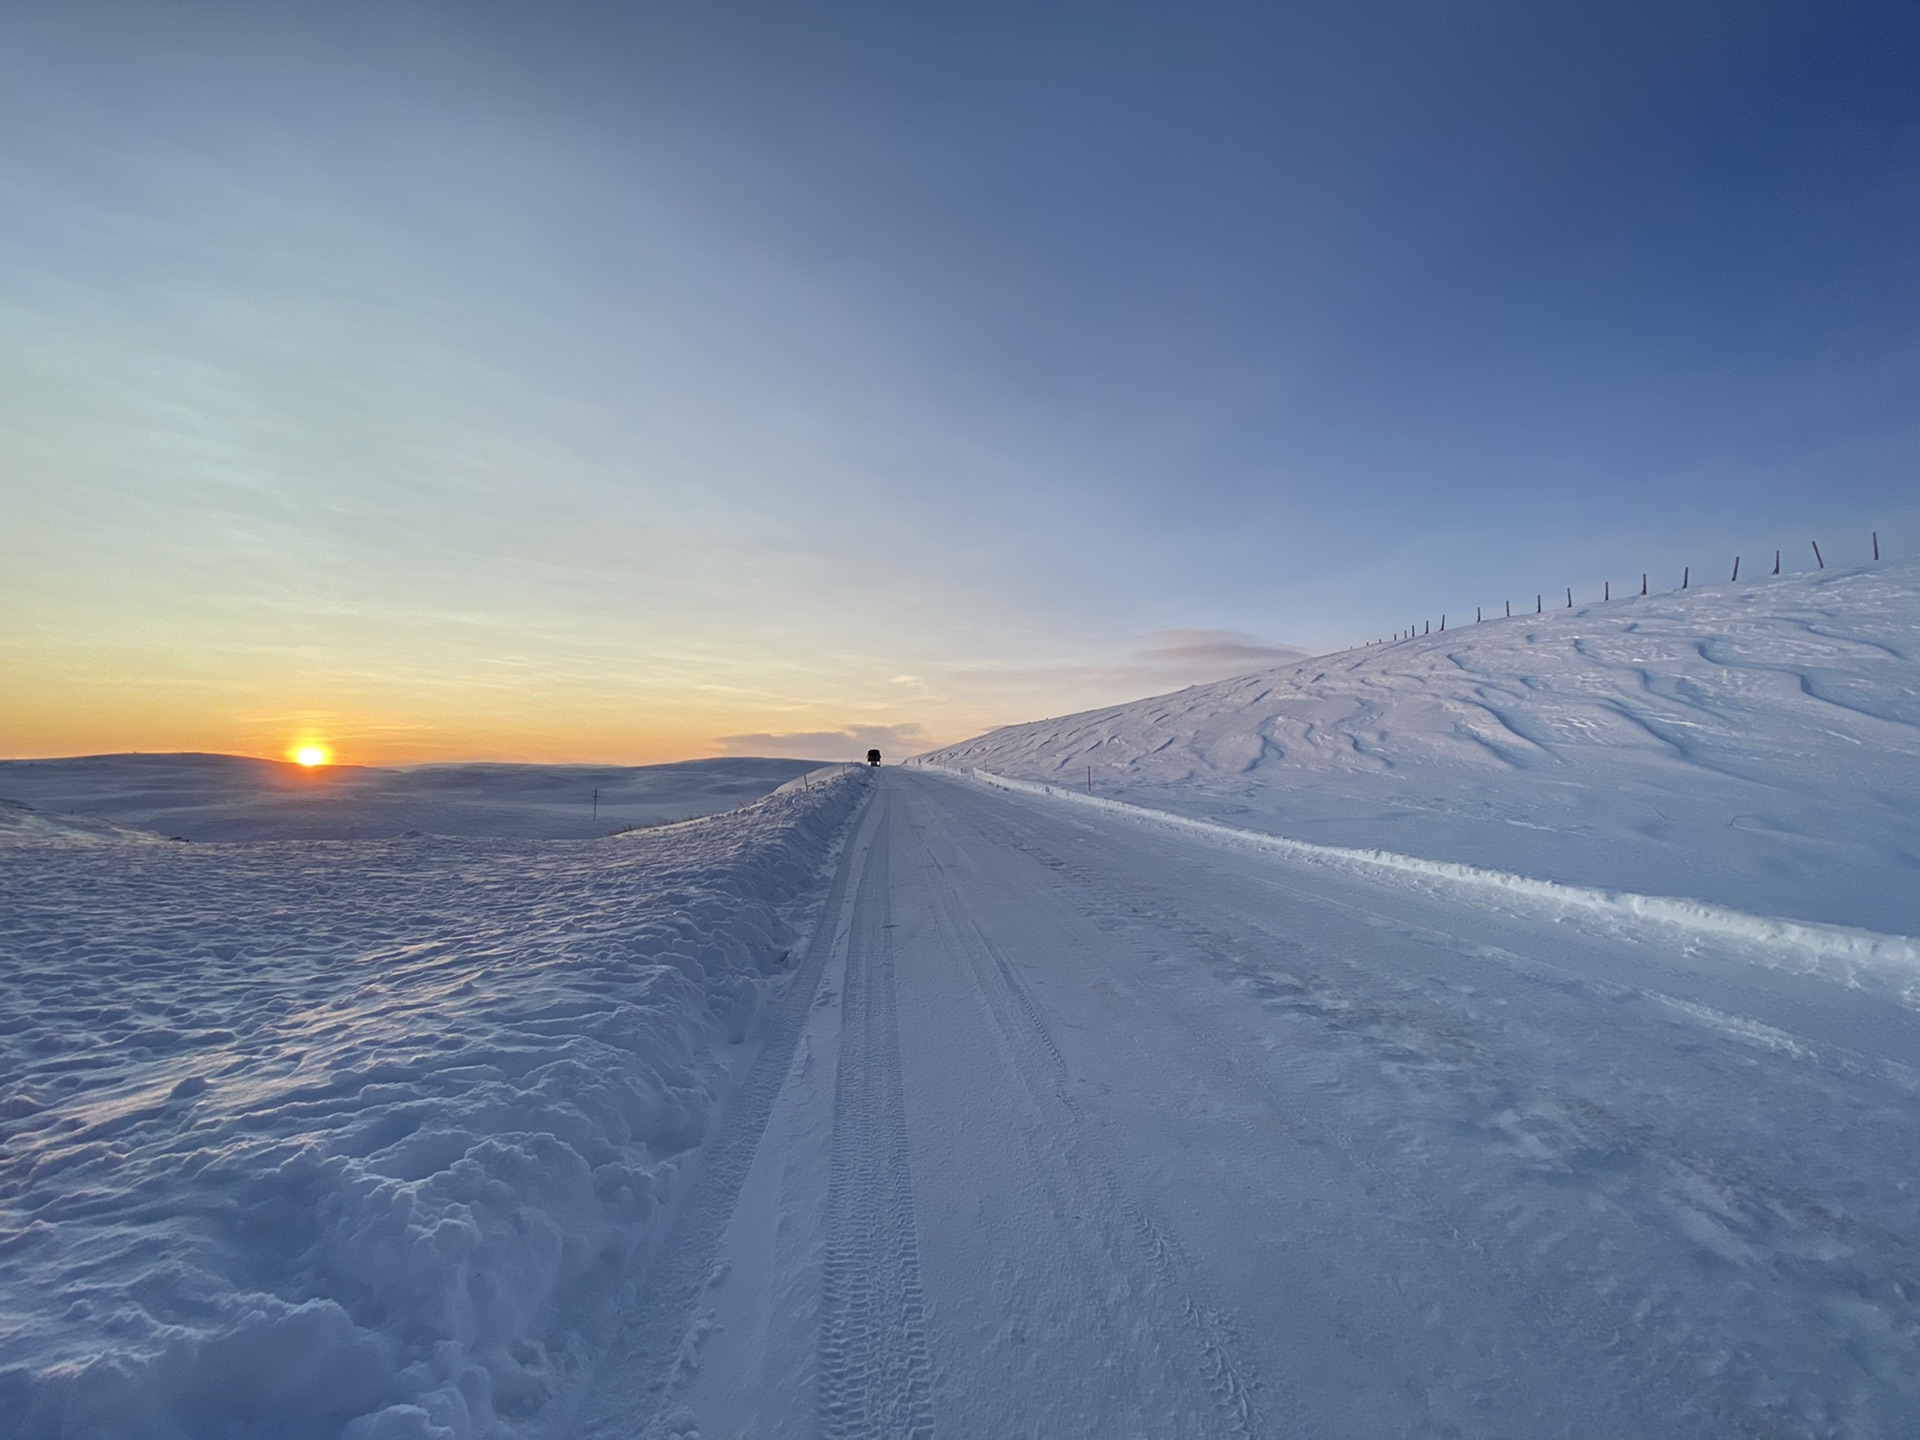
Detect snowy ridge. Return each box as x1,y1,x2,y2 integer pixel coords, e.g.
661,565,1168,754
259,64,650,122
929,765,1920,1004
0,768,869,1440
921,563,1920,936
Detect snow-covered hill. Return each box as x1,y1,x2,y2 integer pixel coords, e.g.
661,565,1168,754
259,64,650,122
920,563,1920,936
0,755,819,842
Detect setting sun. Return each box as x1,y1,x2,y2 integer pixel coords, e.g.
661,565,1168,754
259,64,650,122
291,744,333,768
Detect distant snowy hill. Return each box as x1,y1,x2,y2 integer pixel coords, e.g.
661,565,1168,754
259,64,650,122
920,563,1920,935
0,754,819,842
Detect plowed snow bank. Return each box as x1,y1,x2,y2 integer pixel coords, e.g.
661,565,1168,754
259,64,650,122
940,766,1920,1005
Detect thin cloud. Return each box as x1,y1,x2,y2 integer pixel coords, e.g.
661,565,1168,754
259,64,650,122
1137,629,1310,671
716,722,930,761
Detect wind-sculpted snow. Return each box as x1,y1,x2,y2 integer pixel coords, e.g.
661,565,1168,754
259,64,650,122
0,768,867,1440
922,563,1920,934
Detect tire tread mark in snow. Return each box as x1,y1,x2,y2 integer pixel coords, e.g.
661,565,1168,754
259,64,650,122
912,811,1268,1438
573,781,878,1440
941,779,1631,1392
818,793,937,1440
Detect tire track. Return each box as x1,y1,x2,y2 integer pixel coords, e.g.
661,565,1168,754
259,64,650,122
904,792,1271,1439
818,791,937,1440
916,775,1783,1425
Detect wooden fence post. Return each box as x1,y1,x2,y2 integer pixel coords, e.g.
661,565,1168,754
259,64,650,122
1811,540,1824,569
1732,556,1740,582
1683,566,1689,589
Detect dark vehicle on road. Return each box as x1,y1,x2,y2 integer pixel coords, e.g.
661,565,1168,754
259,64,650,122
867,749,882,766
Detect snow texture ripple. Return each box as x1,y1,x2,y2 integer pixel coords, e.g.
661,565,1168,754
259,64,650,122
0,768,867,1440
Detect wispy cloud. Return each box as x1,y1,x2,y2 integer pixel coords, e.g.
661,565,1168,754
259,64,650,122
716,722,929,761
1136,629,1310,674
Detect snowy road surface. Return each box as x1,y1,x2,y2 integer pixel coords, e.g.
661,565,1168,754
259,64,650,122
582,766,1920,1439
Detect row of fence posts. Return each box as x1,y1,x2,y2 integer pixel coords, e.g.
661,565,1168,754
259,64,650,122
1365,533,1882,647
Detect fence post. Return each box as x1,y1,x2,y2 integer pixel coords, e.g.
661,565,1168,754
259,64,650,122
1477,606,1482,622
1811,540,1824,569
1773,549,1780,575
1641,573,1647,595
1683,566,1689,589
1566,586,1573,608
1604,580,1609,601
1440,614,1445,631
1873,531,1880,561
1732,556,1740,582
1536,594,1542,613
1505,600,1511,617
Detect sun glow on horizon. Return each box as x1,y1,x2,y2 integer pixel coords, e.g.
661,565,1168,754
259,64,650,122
291,744,333,768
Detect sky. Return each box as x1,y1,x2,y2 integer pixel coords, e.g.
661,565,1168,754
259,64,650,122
3,0,1916,764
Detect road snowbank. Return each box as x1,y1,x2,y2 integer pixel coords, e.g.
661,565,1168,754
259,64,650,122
920,563,1920,934
938,766,1920,1006
0,768,868,1439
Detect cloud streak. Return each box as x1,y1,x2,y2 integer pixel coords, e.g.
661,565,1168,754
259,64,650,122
1136,629,1310,674
716,723,930,762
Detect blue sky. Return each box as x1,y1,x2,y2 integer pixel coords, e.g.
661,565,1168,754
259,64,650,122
3,0,1916,761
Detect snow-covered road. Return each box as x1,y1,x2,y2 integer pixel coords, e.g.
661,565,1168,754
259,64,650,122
586,766,1920,1439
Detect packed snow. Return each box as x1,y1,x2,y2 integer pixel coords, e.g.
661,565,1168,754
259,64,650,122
920,562,1920,936
589,769,1920,1439
0,755,821,843
0,767,867,1438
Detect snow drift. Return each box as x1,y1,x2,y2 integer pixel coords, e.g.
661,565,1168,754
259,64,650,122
920,563,1920,935
0,768,868,1439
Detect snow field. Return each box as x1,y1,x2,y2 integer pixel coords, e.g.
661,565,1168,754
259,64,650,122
0,755,821,843
0,767,868,1440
